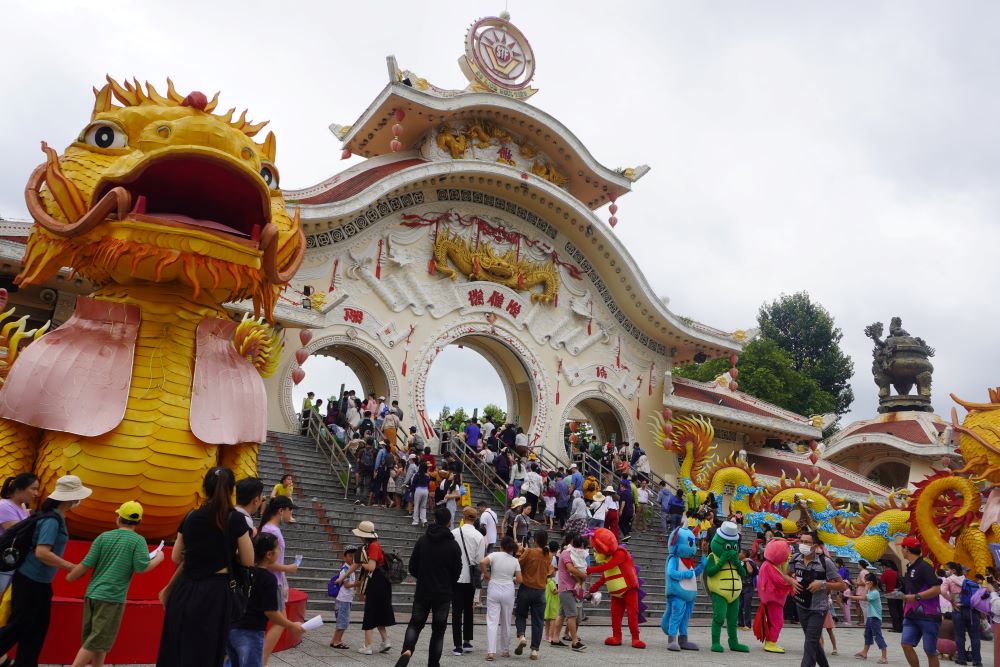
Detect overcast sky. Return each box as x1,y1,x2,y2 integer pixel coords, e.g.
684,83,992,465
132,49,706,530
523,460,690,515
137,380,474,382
4,1,999,428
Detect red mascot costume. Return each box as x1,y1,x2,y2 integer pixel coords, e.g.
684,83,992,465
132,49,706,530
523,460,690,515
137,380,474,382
587,528,646,648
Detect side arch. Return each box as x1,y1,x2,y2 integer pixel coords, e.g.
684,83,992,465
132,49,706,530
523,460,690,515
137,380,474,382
558,389,636,457
279,332,400,430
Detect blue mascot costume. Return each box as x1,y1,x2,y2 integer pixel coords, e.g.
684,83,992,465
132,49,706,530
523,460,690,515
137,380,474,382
661,526,706,651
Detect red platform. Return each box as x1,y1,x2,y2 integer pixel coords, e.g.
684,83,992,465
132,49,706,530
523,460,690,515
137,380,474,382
13,539,307,664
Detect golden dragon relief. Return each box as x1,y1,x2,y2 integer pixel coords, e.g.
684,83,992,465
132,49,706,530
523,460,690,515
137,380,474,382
432,229,559,304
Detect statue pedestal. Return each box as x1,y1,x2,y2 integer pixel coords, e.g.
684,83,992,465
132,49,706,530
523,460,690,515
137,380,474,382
877,395,934,413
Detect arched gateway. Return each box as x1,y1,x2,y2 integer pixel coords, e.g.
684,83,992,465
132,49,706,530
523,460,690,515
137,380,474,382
263,15,744,467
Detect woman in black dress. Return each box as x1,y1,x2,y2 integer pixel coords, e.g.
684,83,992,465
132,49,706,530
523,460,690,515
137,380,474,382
157,467,254,666
353,520,395,655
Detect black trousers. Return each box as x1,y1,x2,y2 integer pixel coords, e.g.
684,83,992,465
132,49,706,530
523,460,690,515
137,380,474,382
887,597,903,632
738,587,754,627
797,606,830,667
452,582,476,648
402,595,451,667
514,586,546,650
524,492,539,517
0,572,53,667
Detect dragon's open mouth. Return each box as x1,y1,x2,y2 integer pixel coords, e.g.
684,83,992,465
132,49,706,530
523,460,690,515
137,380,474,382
95,154,271,241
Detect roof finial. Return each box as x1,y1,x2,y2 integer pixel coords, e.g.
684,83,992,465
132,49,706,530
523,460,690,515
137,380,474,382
500,1,510,21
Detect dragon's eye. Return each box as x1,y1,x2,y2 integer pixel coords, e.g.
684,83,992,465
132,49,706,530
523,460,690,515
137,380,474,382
260,163,279,189
82,122,128,149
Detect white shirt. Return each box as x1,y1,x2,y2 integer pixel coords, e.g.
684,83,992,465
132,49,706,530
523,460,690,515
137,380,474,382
637,488,650,504
591,498,609,520
636,454,650,474
485,551,521,585
522,471,543,496
482,422,496,441
336,565,356,603
515,433,528,449
480,508,499,545
453,523,486,584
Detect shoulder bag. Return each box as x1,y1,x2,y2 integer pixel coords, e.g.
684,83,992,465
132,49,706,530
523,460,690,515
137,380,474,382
459,527,483,589
222,512,254,623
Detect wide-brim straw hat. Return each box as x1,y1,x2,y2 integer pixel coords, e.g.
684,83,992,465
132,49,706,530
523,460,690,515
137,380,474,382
47,475,93,502
592,492,606,503
352,520,378,539
511,497,527,509
604,485,615,492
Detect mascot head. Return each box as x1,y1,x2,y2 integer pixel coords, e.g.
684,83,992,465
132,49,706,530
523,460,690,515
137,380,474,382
763,538,791,566
668,527,698,559
20,77,305,321
590,527,618,563
710,520,741,557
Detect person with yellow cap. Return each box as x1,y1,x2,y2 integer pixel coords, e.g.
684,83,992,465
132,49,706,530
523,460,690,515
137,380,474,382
66,500,165,667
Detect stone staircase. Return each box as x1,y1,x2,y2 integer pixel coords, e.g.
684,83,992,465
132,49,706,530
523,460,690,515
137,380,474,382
258,430,877,625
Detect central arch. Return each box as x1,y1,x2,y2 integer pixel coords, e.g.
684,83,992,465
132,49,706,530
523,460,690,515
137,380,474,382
413,322,549,449
559,390,636,452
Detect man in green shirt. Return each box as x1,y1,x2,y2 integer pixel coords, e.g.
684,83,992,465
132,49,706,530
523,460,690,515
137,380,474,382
66,501,165,665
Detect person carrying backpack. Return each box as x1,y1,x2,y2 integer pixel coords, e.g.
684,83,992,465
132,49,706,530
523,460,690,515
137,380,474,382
0,475,91,666
356,439,377,506
942,561,984,666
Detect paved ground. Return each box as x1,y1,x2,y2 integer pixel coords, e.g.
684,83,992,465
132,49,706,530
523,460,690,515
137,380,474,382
267,623,923,667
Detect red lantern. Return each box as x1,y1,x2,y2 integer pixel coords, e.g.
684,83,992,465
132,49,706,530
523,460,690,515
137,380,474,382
729,353,739,366
729,380,739,392
569,421,578,433
809,452,819,464
390,138,402,152
295,348,309,365
291,367,305,385
729,367,738,380
661,437,673,449
940,455,951,468
394,109,406,122
609,216,618,228
809,465,820,477
392,123,403,138
662,408,673,421
569,434,578,445
299,329,313,346
608,193,619,229
609,203,618,215
808,440,819,451
341,149,352,160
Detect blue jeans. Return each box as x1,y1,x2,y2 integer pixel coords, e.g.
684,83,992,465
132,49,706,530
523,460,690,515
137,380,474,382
901,616,940,656
952,606,981,664
864,617,887,650
226,628,264,667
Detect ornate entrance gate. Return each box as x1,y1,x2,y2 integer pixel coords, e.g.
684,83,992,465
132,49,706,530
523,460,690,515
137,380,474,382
263,15,743,462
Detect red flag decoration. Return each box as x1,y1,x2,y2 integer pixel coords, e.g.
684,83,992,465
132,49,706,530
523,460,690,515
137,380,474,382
555,358,562,405
648,365,654,395
375,239,383,280
615,336,621,369
401,325,416,377
329,258,339,292
636,376,643,419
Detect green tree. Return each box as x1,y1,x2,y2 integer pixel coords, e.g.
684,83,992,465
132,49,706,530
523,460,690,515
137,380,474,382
446,407,469,432
757,292,854,415
482,403,507,425
437,405,452,428
675,338,837,417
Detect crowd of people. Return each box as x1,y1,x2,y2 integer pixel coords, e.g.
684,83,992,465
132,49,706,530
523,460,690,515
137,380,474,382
0,468,309,667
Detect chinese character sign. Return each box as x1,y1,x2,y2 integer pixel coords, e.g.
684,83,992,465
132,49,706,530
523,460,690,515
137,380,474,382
343,308,364,324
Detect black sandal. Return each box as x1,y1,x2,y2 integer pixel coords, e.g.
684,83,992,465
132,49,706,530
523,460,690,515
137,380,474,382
330,643,350,649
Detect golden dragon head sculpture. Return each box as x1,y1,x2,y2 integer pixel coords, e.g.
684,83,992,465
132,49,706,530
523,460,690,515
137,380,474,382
19,77,305,320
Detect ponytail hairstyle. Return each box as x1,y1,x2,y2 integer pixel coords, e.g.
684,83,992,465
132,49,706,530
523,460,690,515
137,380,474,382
1,473,39,499
258,497,287,531
534,529,549,553
203,467,236,532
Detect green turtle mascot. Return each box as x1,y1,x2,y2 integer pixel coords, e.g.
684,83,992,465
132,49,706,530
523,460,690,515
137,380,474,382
704,520,750,653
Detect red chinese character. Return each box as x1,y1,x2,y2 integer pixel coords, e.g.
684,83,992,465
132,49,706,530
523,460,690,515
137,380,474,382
596,366,607,379
487,291,504,308
468,289,485,306
496,146,514,165
505,300,521,318
343,308,364,324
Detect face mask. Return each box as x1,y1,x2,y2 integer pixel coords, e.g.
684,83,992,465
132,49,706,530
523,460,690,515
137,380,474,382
799,544,813,556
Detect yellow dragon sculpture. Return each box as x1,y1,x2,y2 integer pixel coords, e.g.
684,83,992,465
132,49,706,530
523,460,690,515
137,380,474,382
432,229,560,303
653,401,1000,573
0,77,304,539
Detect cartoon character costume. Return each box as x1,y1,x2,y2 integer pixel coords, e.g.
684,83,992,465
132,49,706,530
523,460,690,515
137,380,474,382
587,527,647,648
705,521,749,653
661,526,706,651
753,538,793,653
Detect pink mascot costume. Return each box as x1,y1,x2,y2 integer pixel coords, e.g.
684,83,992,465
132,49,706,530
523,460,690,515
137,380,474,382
753,538,792,654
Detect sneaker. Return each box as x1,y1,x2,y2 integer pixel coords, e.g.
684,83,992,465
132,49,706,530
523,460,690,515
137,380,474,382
463,641,473,651
550,640,567,647
515,637,527,655
379,641,393,653
571,642,586,652
453,647,464,656
530,649,539,660
354,499,363,505
411,521,419,525
357,645,373,655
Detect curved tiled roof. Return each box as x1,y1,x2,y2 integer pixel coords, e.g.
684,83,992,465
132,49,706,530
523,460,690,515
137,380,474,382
289,159,426,205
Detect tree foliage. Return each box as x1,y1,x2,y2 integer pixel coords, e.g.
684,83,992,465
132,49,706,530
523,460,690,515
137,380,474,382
482,403,507,425
674,292,853,418
757,292,854,415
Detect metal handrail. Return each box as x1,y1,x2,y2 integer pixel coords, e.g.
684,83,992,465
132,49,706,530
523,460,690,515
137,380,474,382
303,411,351,495
451,442,511,508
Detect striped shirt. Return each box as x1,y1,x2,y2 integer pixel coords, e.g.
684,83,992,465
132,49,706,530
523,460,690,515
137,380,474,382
81,528,150,602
